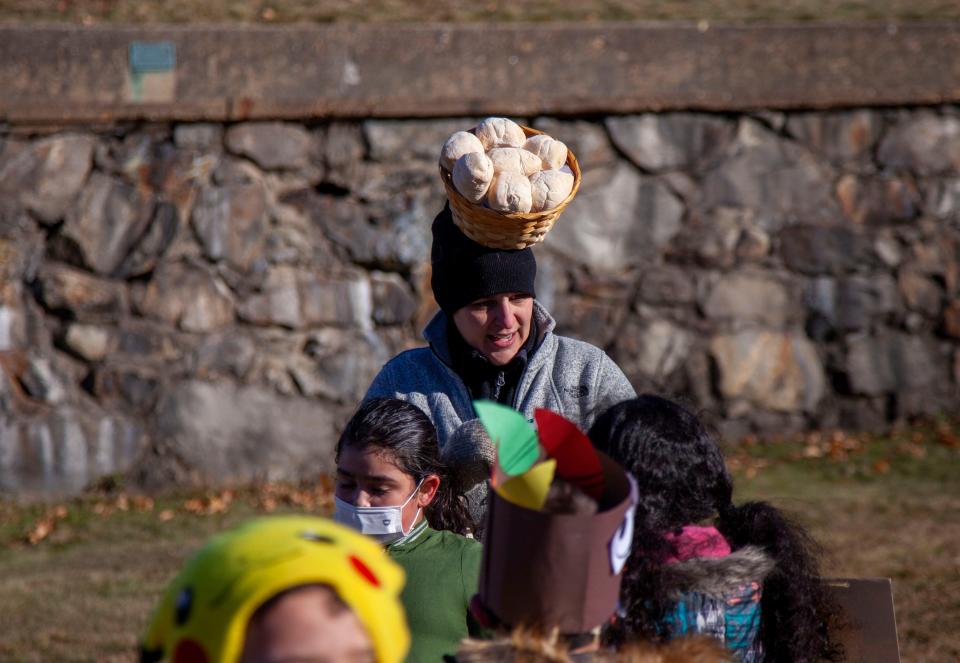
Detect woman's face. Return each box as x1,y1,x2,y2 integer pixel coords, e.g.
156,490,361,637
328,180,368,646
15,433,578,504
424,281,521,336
452,293,534,366
335,445,439,531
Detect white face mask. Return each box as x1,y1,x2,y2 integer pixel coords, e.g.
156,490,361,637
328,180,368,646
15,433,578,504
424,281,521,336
334,479,424,544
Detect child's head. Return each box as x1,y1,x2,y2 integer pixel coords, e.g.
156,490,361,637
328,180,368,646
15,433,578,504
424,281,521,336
588,396,842,662
588,394,732,533
335,397,473,539
140,516,409,663
241,584,372,663
450,628,574,662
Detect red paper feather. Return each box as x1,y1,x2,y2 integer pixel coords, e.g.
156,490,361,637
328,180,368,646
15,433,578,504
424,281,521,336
534,408,605,499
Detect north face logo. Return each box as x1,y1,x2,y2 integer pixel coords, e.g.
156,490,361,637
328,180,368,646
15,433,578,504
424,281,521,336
564,385,589,398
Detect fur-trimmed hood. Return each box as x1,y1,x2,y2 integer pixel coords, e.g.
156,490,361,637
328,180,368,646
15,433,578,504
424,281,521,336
662,545,775,599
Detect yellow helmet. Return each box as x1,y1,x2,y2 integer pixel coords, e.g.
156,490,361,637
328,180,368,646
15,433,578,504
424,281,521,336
140,515,409,663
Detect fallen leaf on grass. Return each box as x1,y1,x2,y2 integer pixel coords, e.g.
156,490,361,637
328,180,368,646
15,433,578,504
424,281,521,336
132,495,155,512
318,474,333,493
184,490,234,516
249,481,333,513
26,520,54,545
896,443,928,459
936,426,960,449
25,506,69,545
804,431,822,446
803,444,824,458
827,444,848,462
92,494,154,518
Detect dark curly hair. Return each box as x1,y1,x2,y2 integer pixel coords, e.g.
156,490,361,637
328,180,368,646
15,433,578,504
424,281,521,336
588,395,842,663
336,397,474,535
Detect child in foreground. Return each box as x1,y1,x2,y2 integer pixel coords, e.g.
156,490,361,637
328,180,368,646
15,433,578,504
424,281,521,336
140,515,409,663
448,403,729,662
588,395,843,663
335,396,482,663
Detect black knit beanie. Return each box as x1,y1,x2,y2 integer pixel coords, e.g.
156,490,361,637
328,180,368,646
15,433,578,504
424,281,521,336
431,206,537,315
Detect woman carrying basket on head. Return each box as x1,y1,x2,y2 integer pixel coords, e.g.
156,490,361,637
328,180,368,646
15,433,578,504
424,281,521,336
364,117,636,450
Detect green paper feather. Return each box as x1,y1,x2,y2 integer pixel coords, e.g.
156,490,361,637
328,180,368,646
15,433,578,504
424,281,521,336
473,400,540,476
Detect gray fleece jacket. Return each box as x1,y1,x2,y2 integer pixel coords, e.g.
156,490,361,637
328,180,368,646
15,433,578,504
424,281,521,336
364,302,636,447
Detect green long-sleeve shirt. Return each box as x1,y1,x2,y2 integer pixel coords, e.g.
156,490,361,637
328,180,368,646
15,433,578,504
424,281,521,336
387,523,482,662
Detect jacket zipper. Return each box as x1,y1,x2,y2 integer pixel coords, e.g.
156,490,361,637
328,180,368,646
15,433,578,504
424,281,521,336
428,312,551,412
493,371,506,401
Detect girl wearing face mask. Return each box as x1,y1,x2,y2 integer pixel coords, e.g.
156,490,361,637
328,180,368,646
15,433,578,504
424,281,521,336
335,397,483,663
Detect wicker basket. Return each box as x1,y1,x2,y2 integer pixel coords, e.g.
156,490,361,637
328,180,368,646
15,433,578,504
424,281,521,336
440,125,582,250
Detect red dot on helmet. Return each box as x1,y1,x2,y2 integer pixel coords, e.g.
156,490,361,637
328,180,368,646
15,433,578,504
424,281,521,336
349,554,380,587
173,638,209,663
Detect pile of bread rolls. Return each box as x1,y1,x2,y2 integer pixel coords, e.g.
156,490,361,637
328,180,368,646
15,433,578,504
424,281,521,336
440,117,575,214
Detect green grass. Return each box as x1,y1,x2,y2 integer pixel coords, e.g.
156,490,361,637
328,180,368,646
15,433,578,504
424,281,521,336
729,423,960,661
0,484,332,662
1,0,960,24
0,428,957,661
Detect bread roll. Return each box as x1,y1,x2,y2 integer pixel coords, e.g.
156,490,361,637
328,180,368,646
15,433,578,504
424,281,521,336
487,147,542,177
487,171,533,213
523,134,568,170
452,152,495,204
475,117,526,150
529,168,575,212
440,131,485,172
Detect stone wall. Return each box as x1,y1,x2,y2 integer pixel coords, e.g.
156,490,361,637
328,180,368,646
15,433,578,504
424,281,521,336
3,108,960,495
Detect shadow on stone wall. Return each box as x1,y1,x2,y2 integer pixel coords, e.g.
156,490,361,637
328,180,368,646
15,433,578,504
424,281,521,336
2,109,959,495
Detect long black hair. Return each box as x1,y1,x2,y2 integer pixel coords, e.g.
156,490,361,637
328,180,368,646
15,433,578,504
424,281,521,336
588,395,841,663
336,397,474,536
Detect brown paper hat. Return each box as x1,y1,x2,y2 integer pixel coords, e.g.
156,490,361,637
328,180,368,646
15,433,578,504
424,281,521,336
477,452,635,635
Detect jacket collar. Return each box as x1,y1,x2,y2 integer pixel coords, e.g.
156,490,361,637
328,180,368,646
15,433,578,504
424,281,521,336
423,300,557,367
662,544,775,599
385,520,432,553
